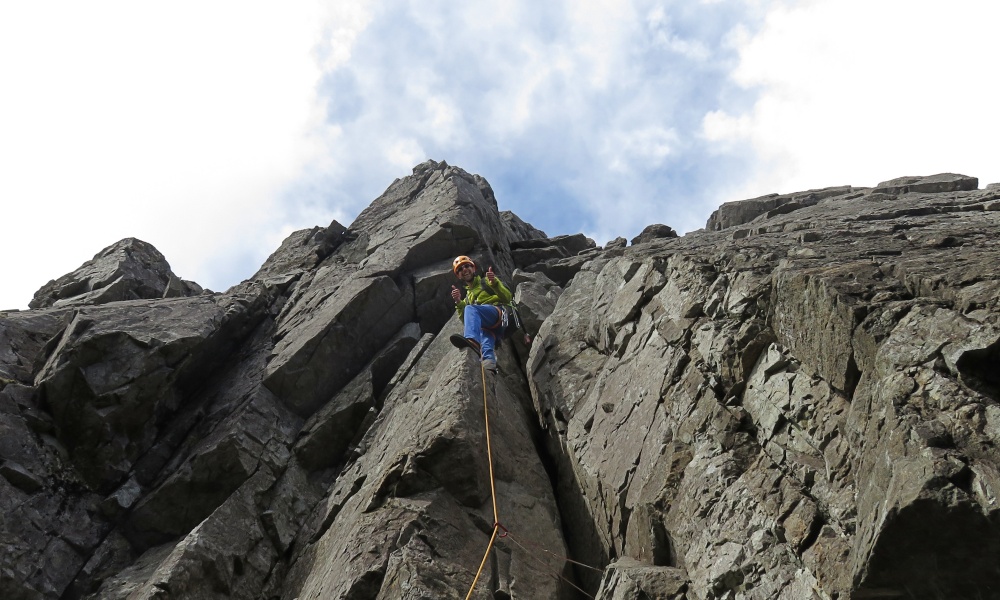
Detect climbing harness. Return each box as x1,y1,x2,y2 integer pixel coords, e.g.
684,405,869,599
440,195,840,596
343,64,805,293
461,358,602,599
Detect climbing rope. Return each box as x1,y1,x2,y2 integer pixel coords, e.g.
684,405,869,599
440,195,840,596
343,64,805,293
462,358,605,599
464,361,500,600
483,363,499,525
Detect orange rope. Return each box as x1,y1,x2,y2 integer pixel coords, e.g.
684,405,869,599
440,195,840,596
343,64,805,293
464,361,500,599
463,359,604,599
483,361,499,524
464,525,499,600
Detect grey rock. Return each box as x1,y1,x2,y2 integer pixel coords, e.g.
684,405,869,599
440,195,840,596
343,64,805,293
510,233,597,271
251,219,349,283
596,558,688,600
512,269,563,337
35,292,269,492
529,174,1000,598
29,238,202,309
510,232,595,254
280,319,568,599
0,460,45,492
501,209,547,241
5,163,1000,600
630,223,678,245
293,323,421,471
0,308,72,384
873,172,979,195
262,160,518,417
706,185,854,231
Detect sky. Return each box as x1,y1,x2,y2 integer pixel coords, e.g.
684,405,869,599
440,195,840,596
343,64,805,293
2,1,998,310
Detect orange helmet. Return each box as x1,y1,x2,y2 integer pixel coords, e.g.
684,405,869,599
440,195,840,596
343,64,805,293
452,255,475,276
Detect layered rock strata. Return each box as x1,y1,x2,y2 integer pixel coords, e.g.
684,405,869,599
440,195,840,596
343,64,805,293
1,165,998,600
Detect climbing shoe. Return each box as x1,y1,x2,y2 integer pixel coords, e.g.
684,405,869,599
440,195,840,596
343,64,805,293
481,358,497,372
449,334,481,355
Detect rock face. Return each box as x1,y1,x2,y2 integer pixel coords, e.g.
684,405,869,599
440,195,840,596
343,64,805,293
2,162,999,600
28,237,204,309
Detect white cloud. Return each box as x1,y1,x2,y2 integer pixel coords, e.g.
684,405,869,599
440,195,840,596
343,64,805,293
646,6,712,61
317,2,376,71
604,126,680,173
385,138,426,172
15,0,943,311
0,1,334,308
1,0,770,312
703,0,1000,202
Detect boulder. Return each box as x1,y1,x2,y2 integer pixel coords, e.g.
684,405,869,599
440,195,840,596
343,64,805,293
29,238,202,309
705,185,854,231
873,173,979,195
630,223,678,245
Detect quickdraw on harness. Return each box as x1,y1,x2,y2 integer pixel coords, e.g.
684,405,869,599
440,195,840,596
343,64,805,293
486,302,530,346
465,293,525,341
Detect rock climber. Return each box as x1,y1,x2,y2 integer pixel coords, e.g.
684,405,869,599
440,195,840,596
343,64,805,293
449,255,512,372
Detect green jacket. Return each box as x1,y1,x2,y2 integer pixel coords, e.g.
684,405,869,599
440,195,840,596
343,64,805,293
456,275,512,321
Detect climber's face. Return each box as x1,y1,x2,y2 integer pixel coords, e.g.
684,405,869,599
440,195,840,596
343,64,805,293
456,262,475,283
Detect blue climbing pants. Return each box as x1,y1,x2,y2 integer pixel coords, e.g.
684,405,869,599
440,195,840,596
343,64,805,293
463,304,504,361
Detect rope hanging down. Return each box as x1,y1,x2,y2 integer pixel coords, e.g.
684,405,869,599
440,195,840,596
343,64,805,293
464,362,500,600
462,360,604,599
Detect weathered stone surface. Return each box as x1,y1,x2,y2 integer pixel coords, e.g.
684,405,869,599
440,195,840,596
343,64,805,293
530,175,1000,599
511,269,563,338
280,319,568,599
4,166,999,600
873,172,979,195
293,323,421,471
0,382,107,600
36,292,269,492
0,309,72,384
596,558,688,599
251,219,350,283
510,233,599,282
706,185,854,231
501,209,547,242
510,232,595,255
29,238,203,309
630,223,678,245
262,160,521,417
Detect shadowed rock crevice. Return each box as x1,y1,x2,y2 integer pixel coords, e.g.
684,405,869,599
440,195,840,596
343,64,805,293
955,339,1000,400
857,499,1000,598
